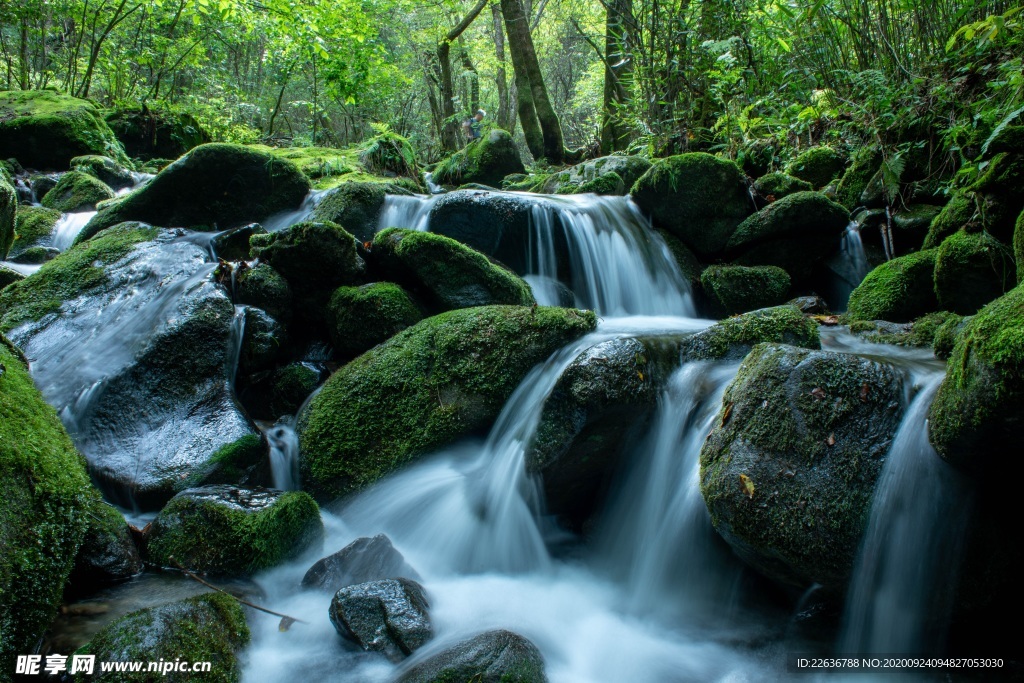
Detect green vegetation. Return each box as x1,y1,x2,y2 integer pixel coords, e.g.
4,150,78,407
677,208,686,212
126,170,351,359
12,206,61,257
40,170,115,212
785,147,846,189
432,129,525,187
680,304,820,361
933,229,1015,314
700,265,792,315
328,282,423,356
0,174,14,259
846,249,939,322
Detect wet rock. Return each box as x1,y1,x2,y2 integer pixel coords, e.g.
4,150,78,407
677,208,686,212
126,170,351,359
11,246,59,265
80,143,310,240
700,265,791,316
212,223,266,262
929,284,1024,471
0,90,129,170
0,174,14,259
846,249,939,323
541,155,651,196
426,190,537,270
66,499,142,595
147,485,323,576
239,306,286,376
41,170,115,212
12,207,62,260
680,305,820,362
302,534,419,593
630,153,753,258
395,629,547,683
432,129,525,187
785,147,846,189
104,107,211,160
311,181,414,241
847,311,962,350
298,305,597,500
752,172,812,204
329,578,432,662
76,592,249,681
835,146,882,211
327,282,423,357
700,343,905,589
371,228,533,313
933,229,1015,315
789,295,830,315
0,264,23,289
236,263,293,322
71,154,134,191
29,173,59,200
892,204,942,251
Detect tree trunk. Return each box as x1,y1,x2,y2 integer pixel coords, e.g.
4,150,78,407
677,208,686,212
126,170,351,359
18,19,29,90
498,0,543,159
491,2,515,133
437,0,488,152
601,0,633,153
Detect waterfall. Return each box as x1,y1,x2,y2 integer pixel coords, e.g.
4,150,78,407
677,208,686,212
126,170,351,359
826,221,871,311
226,305,246,388
262,189,330,233
51,211,98,251
267,417,301,491
377,194,432,232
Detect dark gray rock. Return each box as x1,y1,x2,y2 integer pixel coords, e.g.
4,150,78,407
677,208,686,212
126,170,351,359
66,499,142,594
213,223,266,262
395,629,547,683
302,534,419,593
330,578,432,662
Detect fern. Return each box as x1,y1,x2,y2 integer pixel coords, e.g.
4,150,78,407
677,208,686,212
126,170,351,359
981,104,1024,155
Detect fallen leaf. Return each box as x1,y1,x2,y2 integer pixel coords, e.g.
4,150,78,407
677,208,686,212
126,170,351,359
637,370,645,381
810,387,826,400
860,383,870,402
279,616,296,632
827,433,836,446
739,473,755,499
722,402,734,426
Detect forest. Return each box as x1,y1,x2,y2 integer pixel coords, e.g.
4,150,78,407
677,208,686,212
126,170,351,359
1,0,1023,682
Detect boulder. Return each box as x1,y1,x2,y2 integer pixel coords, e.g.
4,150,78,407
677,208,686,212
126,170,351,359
630,153,753,258
395,629,547,683
933,230,1015,315
75,592,249,682
785,147,846,189
65,498,142,594
752,172,812,203
212,223,266,262
358,130,423,188
929,284,1024,470
0,265,22,290
846,249,939,323
327,282,423,357
932,313,968,360
298,305,596,500
71,154,134,190
923,193,975,249
104,107,211,160
0,90,128,170
236,263,292,322
10,205,61,259
892,204,942,252
0,335,92,669
79,143,309,240
41,170,115,212
835,146,882,210
147,485,323,576
726,191,850,279
329,578,432,661
679,305,820,362
311,181,414,241
0,174,14,259
426,190,536,270
30,173,59,201
238,306,285,376
700,343,905,589
240,361,324,421
371,228,534,313
302,534,419,593
700,265,791,316
541,155,652,196
432,129,525,187
848,311,961,350
737,139,778,178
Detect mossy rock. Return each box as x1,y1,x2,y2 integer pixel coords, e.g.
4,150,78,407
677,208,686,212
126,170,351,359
105,107,211,161
846,249,939,323
848,311,961,350
752,172,812,201
327,282,423,357
700,343,905,589
359,130,422,188
432,129,525,187
0,90,128,170
11,205,61,258
679,305,820,361
298,305,596,500
502,173,550,192
630,153,753,258
310,180,413,241
929,284,1024,471
0,336,92,670
250,145,359,187
147,485,323,576
79,143,310,240
933,313,968,360
785,147,846,189
700,265,791,316
74,592,249,683
238,306,285,377
371,228,534,313
71,154,134,190
395,629,548,683
1016,208,1024,284
923,193,976,249
835,146,882,210
425,190,536,271
41,170,115,212
269,363,321,416
541,155,651,196
726,191,850,279
968,151,1024,244
0,174,15,259
933,230,1015,315
236,263,292,322
0,265,22,290
65,498,142,595
737,139,779,178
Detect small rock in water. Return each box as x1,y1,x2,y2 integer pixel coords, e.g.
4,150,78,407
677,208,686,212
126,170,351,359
394,629,548,683
329,577,431,662
302,534,419,593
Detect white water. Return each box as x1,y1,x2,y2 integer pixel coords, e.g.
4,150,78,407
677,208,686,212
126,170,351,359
267,417,301,491
826,221,871,312
1,261,42,276
51,211,98,251
377,194,432,232
263,189,330,232
226,305,246,388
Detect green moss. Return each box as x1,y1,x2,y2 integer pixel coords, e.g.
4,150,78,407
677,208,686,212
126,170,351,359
1016,209,1024,284
0,336,92,670
358,130,422,188
752,172,813,200
835,145,882,210
850,311,961,348
0,222,158,331
70,154,134,189
236,263,292,321
250,145,360,186
933,313,967,360
311,180,411,240
923,193,977,249
785,146,846,189
432,129,525,188
846,248,939,322
680,304,820,361
328,282,423,356
147,486,323,576
0,174,15,259
502,173,551,192
575,171,623,195
75,592,249,683
12,205,61,254
0,265,22,290
372,228,534,312
41,170,115,212
933,229,1015,314
700,265,791,316
179,434,266,490
270,363,320,416
298,305,596,500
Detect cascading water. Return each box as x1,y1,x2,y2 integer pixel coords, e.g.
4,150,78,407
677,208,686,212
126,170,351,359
825,221,871,311
267,416,301,491
263,189,330,232
51,211,98,251
226,305,247,388
377,193,432,232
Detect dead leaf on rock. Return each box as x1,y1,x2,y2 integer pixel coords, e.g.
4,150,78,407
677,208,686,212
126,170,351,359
810,387,826,400
827,433,836,446
722,402,733,426
860,383,870,402
739,473,755,499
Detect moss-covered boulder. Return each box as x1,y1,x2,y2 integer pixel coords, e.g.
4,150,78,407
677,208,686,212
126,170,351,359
835,146,882,210
41,170,115,212
359,129,423,188
330,578,432,662
298,305,596,499
105,107,211,161
237,306,285,377
147,486,323,576
752,172,813,202
10,205,61,258
71,154,134,190
700,343,905,589
396,630,548,683
327,282,423,357
371,228,534,313
785,147,846,189
848,310,961,350
0,174,15,259
79,143,310,240
933,230,1015,315
929,284,1024,470
0,264,22,290
426,190,536,269
432,129,525,187
846,249,939,322
923,193,975,249
700,265,791,316
680,305,820,362
65,498,142,595
212,223,266,262
0,90,128,170
74,592,249,683
967,150,1024,244
726,191,850,279
892,204,942,252
541,155,652,196
269,363,321,416
630,153,753,258
0,336,92,670
236,263,292,322
311,181,414,241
